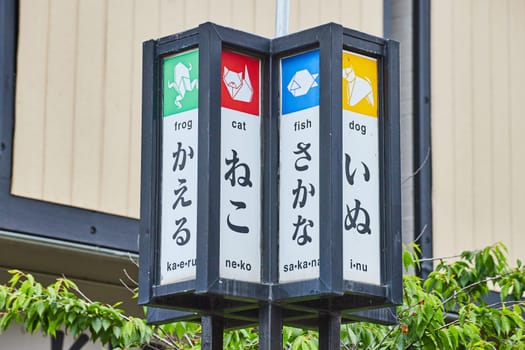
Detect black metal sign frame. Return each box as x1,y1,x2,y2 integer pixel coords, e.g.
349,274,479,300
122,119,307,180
270,24,401,313
140,22,401,332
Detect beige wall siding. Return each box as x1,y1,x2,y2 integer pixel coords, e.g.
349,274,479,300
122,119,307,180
12,0,383,218
431,0,525,264
289,0,383,37
509,0,525,265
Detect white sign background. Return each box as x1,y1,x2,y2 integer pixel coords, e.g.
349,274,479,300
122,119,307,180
160,109,198,285
279,106,320,283
219,107,261,283
342,100,381,285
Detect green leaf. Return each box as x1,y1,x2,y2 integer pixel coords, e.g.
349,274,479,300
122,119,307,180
501,316,511,334
448,326,459,348
292,336,303,350
459,271,472,287
35,300,47,318
91,317,102,333
0,313,15,331
492,316,502,335
112,325,121,340
112,301,123,308
224,331,232,346
0,286,7,303
175,322,187,340
512,279,523,300
346,325,357,345
403,250,414,271
122,321,133,344
48,318,60,337
8,270,23,287
500,283,510,302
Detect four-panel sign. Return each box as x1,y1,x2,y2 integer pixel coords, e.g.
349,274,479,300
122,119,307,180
140,22,401,328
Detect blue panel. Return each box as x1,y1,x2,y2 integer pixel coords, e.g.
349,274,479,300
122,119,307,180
281,50,320,114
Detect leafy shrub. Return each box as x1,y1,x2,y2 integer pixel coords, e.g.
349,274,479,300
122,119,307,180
1,242,524,349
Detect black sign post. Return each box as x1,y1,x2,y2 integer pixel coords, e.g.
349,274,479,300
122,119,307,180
140,22,401,349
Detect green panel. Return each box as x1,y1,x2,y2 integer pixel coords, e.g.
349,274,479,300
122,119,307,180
163,49,199,116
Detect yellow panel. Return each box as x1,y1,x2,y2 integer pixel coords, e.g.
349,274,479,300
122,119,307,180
42,0,78,204
11,0,49,199
509,0,525,265
431,0,456,258
342,52,378,117
71,0,106,210
99,0,134,216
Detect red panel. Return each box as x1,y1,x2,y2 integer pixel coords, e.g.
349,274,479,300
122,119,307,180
221,50,260,116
